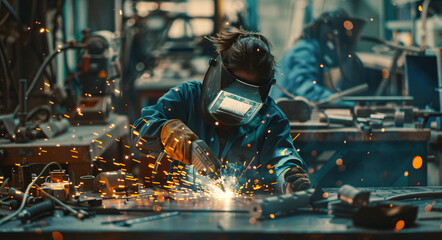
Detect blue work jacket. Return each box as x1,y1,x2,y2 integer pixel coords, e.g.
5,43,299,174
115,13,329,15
270,39,334,102
132,81,307,193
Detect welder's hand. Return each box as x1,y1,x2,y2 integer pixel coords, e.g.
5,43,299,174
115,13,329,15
284,166,312,194
160,119,199,165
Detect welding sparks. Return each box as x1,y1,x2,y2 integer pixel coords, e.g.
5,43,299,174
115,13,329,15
292,133,300,141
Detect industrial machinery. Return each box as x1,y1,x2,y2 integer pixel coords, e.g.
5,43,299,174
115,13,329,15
71,30,121,125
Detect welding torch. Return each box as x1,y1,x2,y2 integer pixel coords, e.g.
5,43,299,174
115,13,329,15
191,139,225,192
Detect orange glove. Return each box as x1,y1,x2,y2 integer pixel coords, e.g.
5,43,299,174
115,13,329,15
284,166,312,193
160,119,199,165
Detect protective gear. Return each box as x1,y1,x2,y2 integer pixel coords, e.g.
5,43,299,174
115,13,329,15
284,166,312,193
199,54,275,126
304,9,365,67
160,119,199,165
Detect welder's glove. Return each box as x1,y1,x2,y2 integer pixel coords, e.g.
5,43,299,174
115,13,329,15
160,119,199,165
284,166,312,194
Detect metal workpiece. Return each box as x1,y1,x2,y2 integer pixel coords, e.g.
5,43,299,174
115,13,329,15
249,188,320,219
338,184,370,208
93,170,133,196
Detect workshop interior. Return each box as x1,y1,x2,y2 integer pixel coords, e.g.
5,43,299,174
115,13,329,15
0,0,441,239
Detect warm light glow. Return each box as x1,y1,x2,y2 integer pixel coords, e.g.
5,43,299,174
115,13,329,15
412,156,423,169
343,20,353,30
336,158,343,166
395,220,405,231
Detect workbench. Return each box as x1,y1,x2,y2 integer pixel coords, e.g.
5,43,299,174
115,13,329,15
0,186,440,240
0,114,130,182
291,125,430,188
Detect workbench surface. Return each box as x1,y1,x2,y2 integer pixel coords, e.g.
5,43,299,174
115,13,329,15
0,186,440,240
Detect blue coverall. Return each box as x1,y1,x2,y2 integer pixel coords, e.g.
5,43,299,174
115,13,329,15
132,81,307,193
270,39,334,102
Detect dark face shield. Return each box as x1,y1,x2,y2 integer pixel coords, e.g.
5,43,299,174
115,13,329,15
318,14,366,67
199,54,275,126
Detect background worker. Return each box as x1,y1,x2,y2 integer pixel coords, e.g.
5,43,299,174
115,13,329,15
271,9,366,102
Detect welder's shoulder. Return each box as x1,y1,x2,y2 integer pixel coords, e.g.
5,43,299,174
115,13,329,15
261,97,290,123
169,81,202,98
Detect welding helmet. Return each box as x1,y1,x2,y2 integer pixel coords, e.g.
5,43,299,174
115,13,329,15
199,54,275,126
305,9,366,67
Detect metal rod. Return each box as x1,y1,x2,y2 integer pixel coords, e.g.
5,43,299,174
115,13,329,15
317,83,369,105
108,211,181,226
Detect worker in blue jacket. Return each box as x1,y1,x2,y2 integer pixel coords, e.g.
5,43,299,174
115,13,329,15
132,27,310,194
271,9,366,102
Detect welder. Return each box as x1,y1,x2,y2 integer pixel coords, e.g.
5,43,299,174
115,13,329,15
271,9,366,102
132,27,311,194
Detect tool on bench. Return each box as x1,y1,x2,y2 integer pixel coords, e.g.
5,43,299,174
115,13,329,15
249,187,328,219
331,185,418,229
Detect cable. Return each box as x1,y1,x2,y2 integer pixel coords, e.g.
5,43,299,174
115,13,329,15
0,162,62,226
12,44,85,117
36,185,88,220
